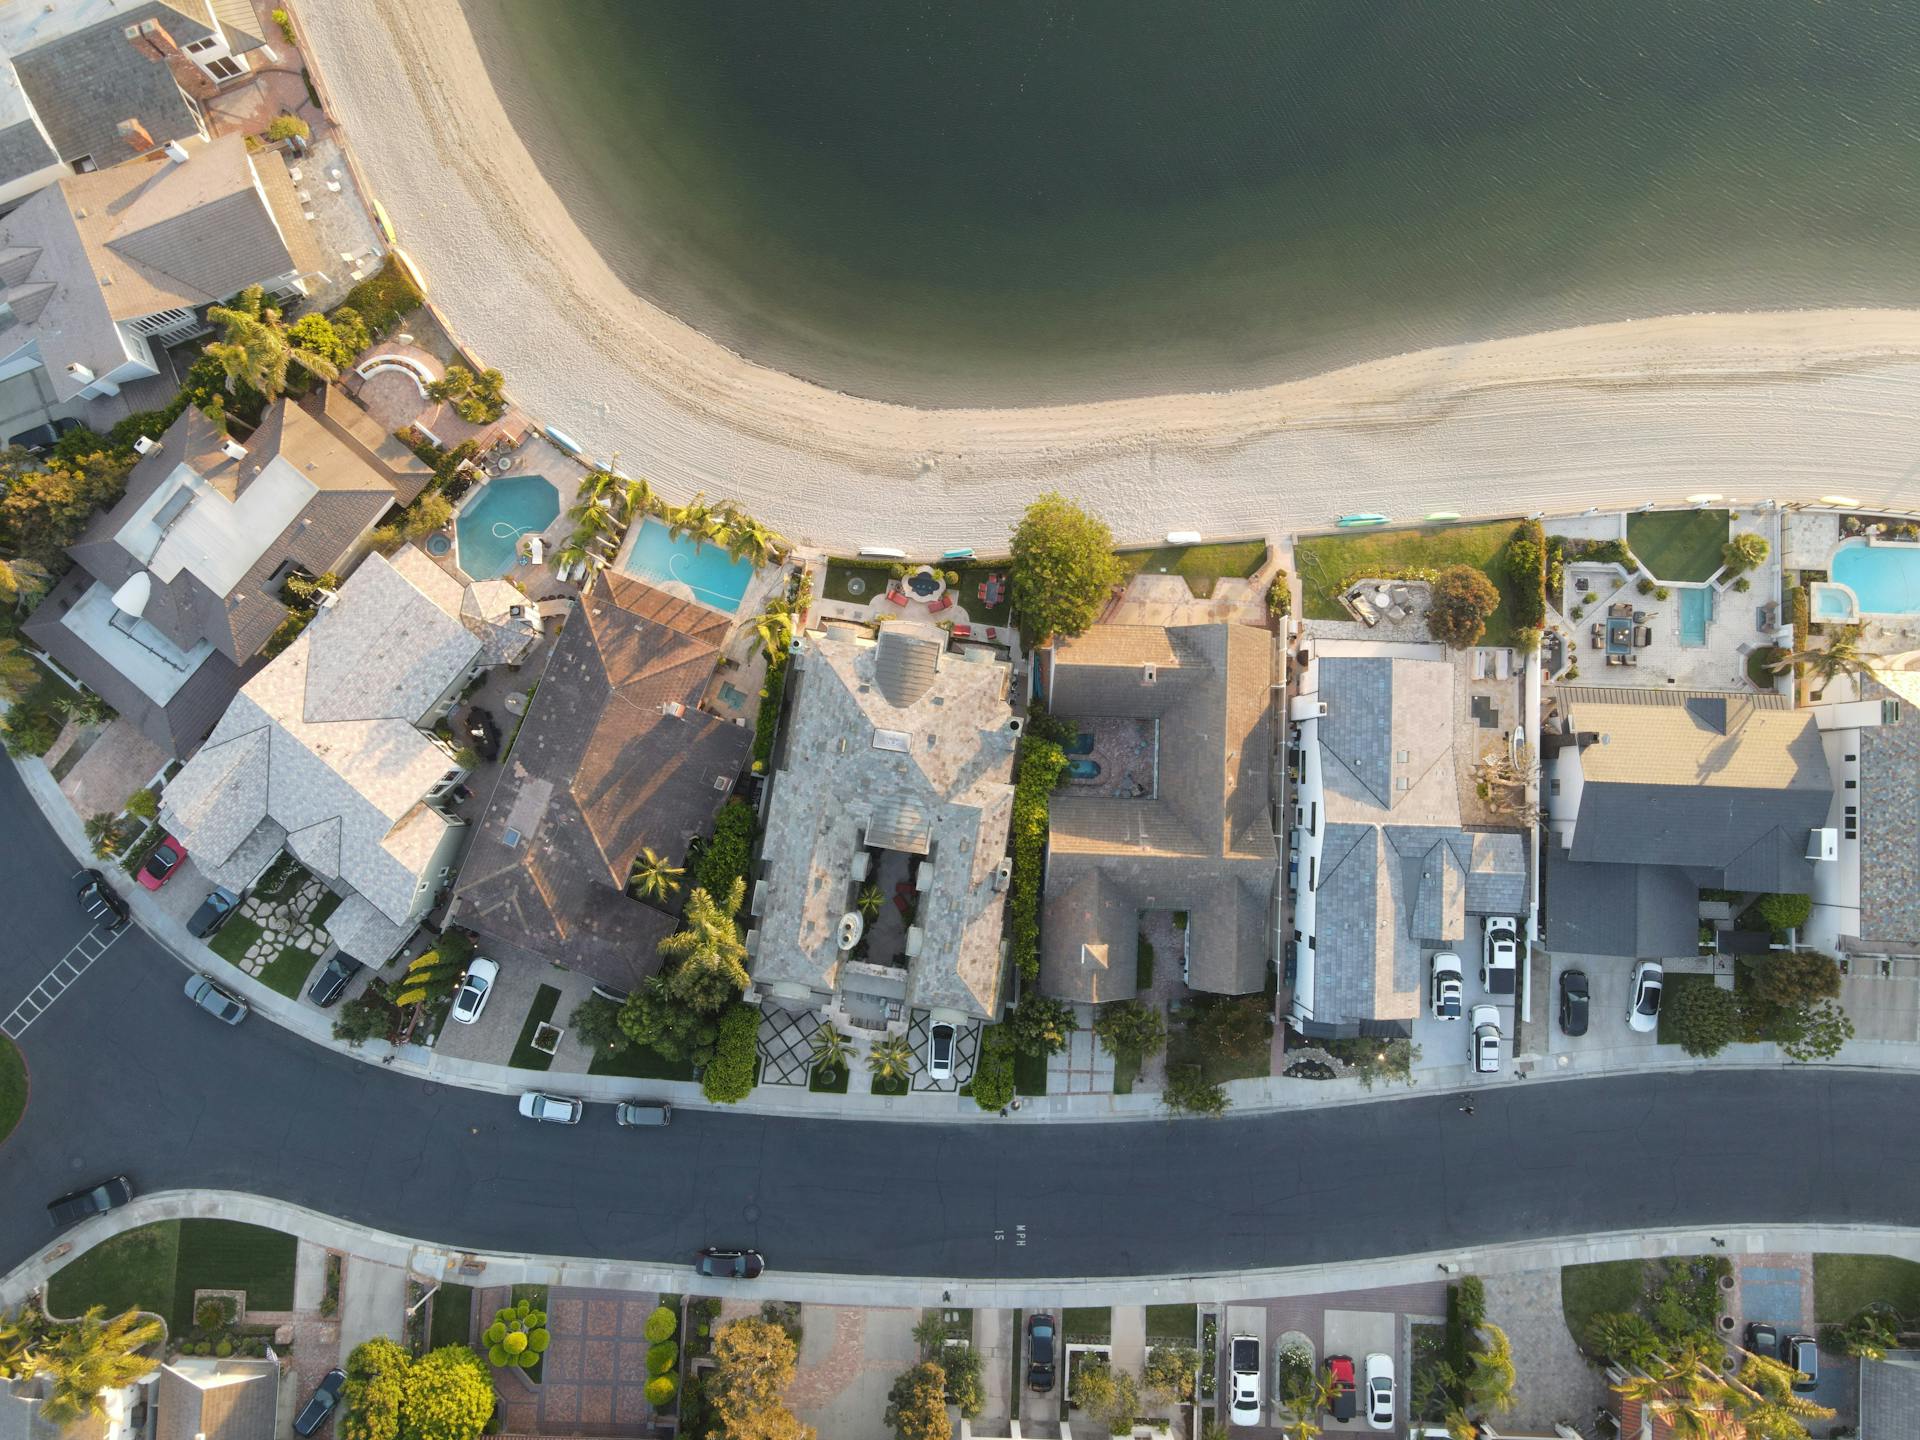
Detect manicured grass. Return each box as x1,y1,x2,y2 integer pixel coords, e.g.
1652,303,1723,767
1814,1254,1920,1323
208,917,264,966
589,1043,695,1081
429,1281,474,1351
808,1064,850,1093
1013,1049,1048,1096
1063,1307,1111,1343
821,557,894,606
1627,509,1729,583
1656,972,1718,1047
1146,1303,1197,1345
1747,645,1786,690
47,1220,181,1321
1294,520,1523,644
0,1037,25,1147
169,1220,296,1332
1561,1259,1647,1350
507,984,563,1070
871,1071,910,1097
1116,540,1267,600
255,945,321,1000
1112,1048,1138,1095
311,892,343,928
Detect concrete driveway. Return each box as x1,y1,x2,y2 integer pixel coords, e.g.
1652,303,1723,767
1546,954,1650,1057
1323,1308,1397,1434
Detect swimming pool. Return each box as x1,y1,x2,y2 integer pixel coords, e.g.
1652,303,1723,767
1066,757,1102,780
1678,587,1712,647
1065,732,1096,755
621,519,755,612
1831,539,1920,615
456,475,559,580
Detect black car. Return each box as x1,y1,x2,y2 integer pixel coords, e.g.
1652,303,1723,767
47,1175,134,1228
1026,1313,1057,1392
1744,1321,1778,1356
306,955,363,1008
294,1368,347,1437
1781,1333,1818,1394
75,869,129,931
187,887,240,938
695,1247,765,1279
1558,969,1590,1037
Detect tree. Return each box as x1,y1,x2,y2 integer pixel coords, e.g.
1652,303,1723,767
32,1307,163,1425
0,448,136,570
1069,1356,1139,1432
809,1024,851,1077
911,1313,950,1358
84,813,129,860
399,1346,496,1440
970,1026,1015,1111
1008,491,1123,644
867,1033,915,1082
1777,1000,1854,1062
1143,1344,1199,1404
342,1337,409,1440
1664,980,1740,1057
723,511,780,569
288,313,355,368
1093,999,1167,1062
266,114,311,142
1823,1305,1899,1361
333,989,401,1047
1586,1312,1662,1369
425,365,507,424
0,554,48,606
942,1346,985,1418
566,993,628,1057
0,636,39,704
1746,952,1841,1010
205,286,338,397
1502,522,1546,629
1771,624,1874,688
855,883,884,919
1461,1324,1517,1415
884,1361,950,1440
708,1318,814,1440
629,846,685,903
482,1298,549,1370
755,607,795,659
667,493,719,549
618,975,722,1065
1729,1352,1835,1440
1724,532,1770,574
1427,564,1502,649
660,880,750,1011
1187,997,1270,1063
1162,1065,1228,1116
1751,893,1812,932
0,1304,46,1380
1005,995,1077,1057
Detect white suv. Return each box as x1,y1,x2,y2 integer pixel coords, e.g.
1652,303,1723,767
1229,1334,1262,1427
1481,916,1519,996
1470,1004,1502,1073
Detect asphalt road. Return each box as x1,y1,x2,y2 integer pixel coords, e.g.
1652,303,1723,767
4,760,1917,1283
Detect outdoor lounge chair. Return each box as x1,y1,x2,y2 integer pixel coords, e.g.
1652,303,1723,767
1634,625,1653,647
1350,594,1379,626
928,595,955,614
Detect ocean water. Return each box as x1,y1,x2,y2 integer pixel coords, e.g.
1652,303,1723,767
464,0,1920,406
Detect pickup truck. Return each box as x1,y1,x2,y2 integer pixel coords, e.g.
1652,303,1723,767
1480,915,1519,996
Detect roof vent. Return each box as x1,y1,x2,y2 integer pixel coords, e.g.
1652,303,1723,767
1142,663,1157,684
132,435,160,456
502,827,522,848
162,140,190,164
993,857,1013,892
661,700,685,719
220,438,246,462
1007,716,1023,734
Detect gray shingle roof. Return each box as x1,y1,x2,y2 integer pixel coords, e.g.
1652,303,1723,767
13,2,213,171
1543,843,1702,959
1862,1354,1920,1440
0,1377,107,1440
0,120,57,191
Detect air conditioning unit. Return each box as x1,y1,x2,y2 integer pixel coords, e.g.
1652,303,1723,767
132,435,160,456
221,439,247,462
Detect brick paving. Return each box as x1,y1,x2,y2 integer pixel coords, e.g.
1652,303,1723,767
1480,1268,1612,1435
486,1285,664,1437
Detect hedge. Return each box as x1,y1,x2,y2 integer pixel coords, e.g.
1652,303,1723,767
752,653,789,769
970,1028,1015,1111
1008,738,1067,981
1503,520,1546,629
696,801,754,901
702,1004,759,1103
644,1306,677,1343
332,254,423,337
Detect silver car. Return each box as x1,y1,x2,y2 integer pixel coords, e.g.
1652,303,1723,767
1469,1004,1501,1073
518,1091,583,1125
184,974,247,1025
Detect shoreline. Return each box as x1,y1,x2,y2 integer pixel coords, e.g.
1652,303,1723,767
301,0,1920,547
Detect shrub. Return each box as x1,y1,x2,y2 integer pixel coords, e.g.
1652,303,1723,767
1751,893,1812,932
1665,980,1740,1057
696,801,754,899
1654,585,1671,601
272,7,295,42
4,705,61,757
1426,564,1501,649
752,653,788,767
1723,532,1770,575
970,1027,1015,1111
215,1339,233,1357
288,312,354,368
701,1004,759,1103
1005,995,1076,1056
644,1306,678,1343
124,787,159,820
648,1342,678,1376
484,1298,549,1370
1162,1065,1228,1116
1008,738,1066,979
333,256,422,337
1503,521,1547,629
1092,999,1167,1061
425,365,508,424
266,114,310,143
645,1376,676,1406
1733,576,1751,592
1266,568,1292,621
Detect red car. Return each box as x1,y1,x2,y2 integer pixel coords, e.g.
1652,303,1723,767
1326,1355,1357,1422
137,834,187,891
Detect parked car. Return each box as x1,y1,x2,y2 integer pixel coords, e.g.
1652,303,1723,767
136,834,187,892
1365,1353,1396,1430
1744,1321,1778,1356
517,1092,583,1125
1230,1335,1262,1427
186,886,240,939
450,957,499,1025
614,1101,672,1127
1481,915,1519,995
183,974,247,1025
695,1247,765,1280
1429,952,1464,1019
1559,968,1590,1036
1628,960,1664,1033
1326,1355,1357,1422
75,869,129,931
926,1021,956,1080
1026,1313,1057,1392
306,955,363,1008
293,1368,347,1437
46,1175,133,1228
1781,1333,1818,1393
1470,1004,1502,1073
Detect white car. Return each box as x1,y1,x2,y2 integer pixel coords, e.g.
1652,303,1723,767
1229,1334,1262,1427
926,1021,956,1080
1430,952,1464,1019
1480,916,1519,996
450,957,499,1025
1365,1352,1396,1430
517,1091,583,1125
1629,960,1664,1033
1470,1004,1502,1073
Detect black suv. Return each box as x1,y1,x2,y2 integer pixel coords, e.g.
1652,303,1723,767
187,887,240,938
1559,969,1590,1036
294,1368,346,1436
1026,1313,1056,1392
76,869,129,931
1744,1321,1778,1356
48,1175,134,1228
306,955,363,1008
1781,1334,1818,1394
694,1247,764,1279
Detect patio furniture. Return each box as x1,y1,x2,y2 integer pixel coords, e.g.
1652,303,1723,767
1386,604,1409,622
886,588,909,606
928,595,955,614
952,624,973,637
1634,625,1653,647
1633,610,1647,624
1351,594,1380,627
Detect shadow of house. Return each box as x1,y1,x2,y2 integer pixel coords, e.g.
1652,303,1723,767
447,573,750,990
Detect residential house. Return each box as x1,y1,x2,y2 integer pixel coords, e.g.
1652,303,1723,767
1609,1374,1742,1440
0,1375,126,1440
449,572,750,988
154,1358,277,1440
0,0,271,210
0,132,321,437
159,547,519,964
1037,623,1279,1003
751,623,1019,1027
1860,1350,1920,1440
1829,675,1916,957
24,390,431,757
1288,651,1528,1037
1543,687,1835,958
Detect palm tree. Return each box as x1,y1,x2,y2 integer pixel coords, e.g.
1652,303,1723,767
720,509,777,568
0,555,49,607
810,1024,852,1077
35,1307,164,1425
0,635,40,705
571,505,616,541
754,607,794,659
0,1304,45,1380
628,846,684,903
204,287,337,398
658,879,750,1012
867,1033,915,1082
1727,1353,1836,1440
615,475,657,523
1771,623,1874,688
1586,1312,1661,1369
84,813,126,860
1461,1324,1518,1415
855,883,884,919
576,470,620,508
667,494,718,550
554,538,592,578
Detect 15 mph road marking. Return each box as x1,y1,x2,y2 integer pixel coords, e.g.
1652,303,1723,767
1,924,122,1039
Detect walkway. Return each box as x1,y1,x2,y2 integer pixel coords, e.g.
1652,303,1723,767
490,1287,665,1436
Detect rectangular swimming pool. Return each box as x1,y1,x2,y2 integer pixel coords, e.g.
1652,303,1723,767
620,519,755,613
1678,586,1712,647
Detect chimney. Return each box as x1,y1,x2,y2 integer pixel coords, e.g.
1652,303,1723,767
66,362,94,385
220,439,247,462
162,140,191,165
116,118,155,154
123,20,180,58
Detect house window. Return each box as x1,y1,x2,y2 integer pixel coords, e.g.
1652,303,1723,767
1846,779,1857,790
71,155,97,174
185,36,219,53
203,55,243,80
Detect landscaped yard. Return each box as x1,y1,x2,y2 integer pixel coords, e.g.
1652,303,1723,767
0,1037,24,1146
1656,972,1719,1047
1012,1048,1048,1096
1626,509,1729,583
428,1281,473,1351
207,858,342,997
589,1044,695,1082
1116,540,1267,600
1560,1259,1647,1349
1813,1254,1920,1322
1063,1307,1112,1343
1167,995,1273,1084
508,984,563,1070
46,1219,296,1334
808,1064,850,1094
1145,1303,1197,1346
1294,520,1524,643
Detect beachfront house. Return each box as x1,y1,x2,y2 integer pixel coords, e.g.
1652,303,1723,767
24,391,431,758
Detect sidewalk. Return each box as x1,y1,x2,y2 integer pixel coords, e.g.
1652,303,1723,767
18,753,1920,1123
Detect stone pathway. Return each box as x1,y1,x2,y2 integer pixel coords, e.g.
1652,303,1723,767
1046,1009,1116,1095
229,873,333,978
906,1009,978,1092
1479,1267,1611,1435
493,1286,665,1437
758,1003,818,1087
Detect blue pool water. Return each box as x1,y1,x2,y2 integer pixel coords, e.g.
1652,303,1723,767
456,475,560,579
1066,757,1102,780
621,519,755,612
1066,732,1096,755
1812,585,1856,621
1678,587,1712,647
1831,540,1920,615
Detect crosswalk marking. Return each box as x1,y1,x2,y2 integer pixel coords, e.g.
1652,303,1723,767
1,923,124,1039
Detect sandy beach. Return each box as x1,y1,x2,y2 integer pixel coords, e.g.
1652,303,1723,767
301,0,1920,549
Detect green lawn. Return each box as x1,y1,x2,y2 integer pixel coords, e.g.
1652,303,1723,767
208,917,264,966
821,557,896,606
507,984,563,1070
1813,1255,1920,1323
808,1064,850,1093
1116,540,1267,600
1013,1049,1048,1096
1561,1260,1647,1350
1656,972,1718,1047
1136,933,1155,991
47,1221,181,1321
1146,1303,1197,1345
0,1037,24,1147
589,1043,695,1081
1294,520,1523,643
871,1070,910,1097
46,1219,295,1335
1112,1047,1138,1095
255,945,322,999
1627,509,1730,583
1063,1307,1111,1343
428,1282,474,1351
